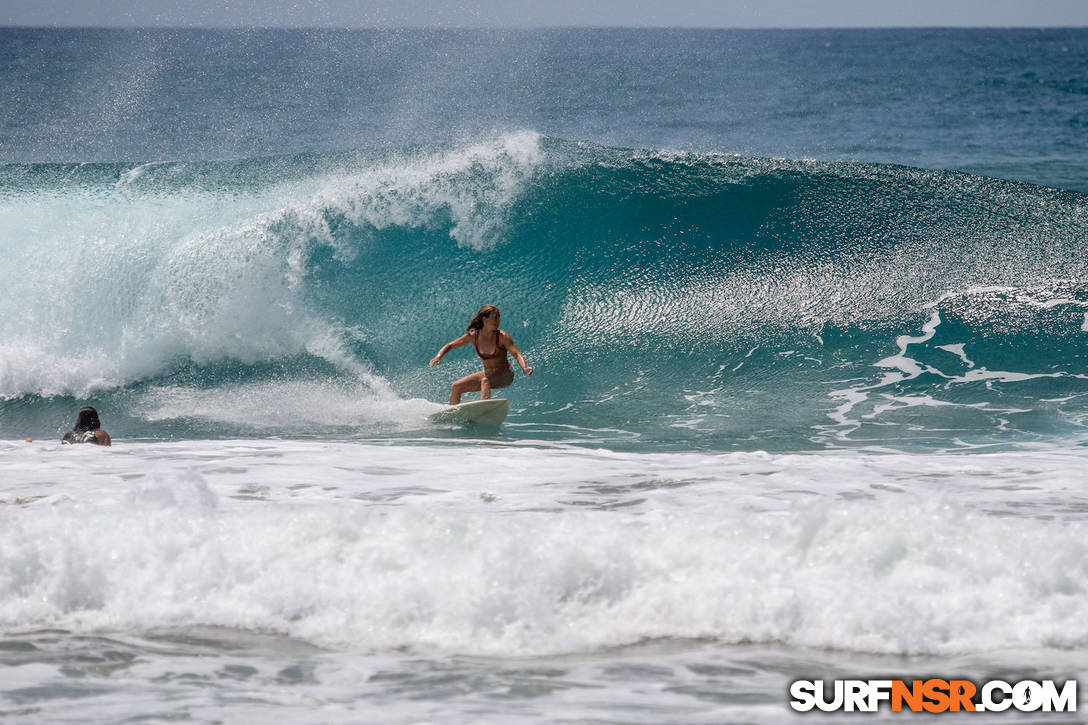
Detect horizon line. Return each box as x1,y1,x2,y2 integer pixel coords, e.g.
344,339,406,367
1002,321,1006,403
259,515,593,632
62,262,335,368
2,24,1088,31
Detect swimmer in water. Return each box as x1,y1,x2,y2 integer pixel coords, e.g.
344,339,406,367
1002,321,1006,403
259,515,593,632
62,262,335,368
429,304,533,405
61,406,112,446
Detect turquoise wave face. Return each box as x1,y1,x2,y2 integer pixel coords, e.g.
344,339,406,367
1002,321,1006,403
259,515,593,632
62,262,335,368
1,134,1086,449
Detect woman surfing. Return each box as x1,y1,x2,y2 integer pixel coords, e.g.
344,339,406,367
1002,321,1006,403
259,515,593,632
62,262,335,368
430,304,533,405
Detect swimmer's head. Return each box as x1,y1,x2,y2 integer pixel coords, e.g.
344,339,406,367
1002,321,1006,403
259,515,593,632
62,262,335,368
73,406,101,432
467,304,500,332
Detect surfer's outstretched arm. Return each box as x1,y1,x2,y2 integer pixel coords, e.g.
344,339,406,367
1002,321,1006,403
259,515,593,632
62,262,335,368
429,333,472,367
500,332,533,375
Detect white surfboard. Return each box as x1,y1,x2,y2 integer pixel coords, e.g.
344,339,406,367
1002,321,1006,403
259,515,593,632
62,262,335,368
428,398,509,426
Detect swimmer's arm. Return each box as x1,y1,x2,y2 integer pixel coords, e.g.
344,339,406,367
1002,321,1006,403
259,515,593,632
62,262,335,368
429,333,473,367
94,430,111,446
501,332,533,375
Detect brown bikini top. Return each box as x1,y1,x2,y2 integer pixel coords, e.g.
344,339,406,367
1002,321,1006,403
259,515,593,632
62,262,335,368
473,329,505,361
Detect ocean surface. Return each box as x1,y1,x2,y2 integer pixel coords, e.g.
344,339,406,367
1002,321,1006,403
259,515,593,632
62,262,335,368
1,27,1087,722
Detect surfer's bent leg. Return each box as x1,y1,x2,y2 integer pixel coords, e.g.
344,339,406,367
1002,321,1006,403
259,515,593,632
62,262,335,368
450,371,485,405
480,374,492,401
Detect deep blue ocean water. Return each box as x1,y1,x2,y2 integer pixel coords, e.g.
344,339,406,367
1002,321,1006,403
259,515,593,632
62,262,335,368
1,27,1087,723
4,28,1088,191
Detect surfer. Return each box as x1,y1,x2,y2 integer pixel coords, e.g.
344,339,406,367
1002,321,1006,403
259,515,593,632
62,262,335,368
60,406,112,446
429,304,533,405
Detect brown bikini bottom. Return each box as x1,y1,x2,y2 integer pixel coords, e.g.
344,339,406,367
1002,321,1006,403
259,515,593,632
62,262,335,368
485,366,514,389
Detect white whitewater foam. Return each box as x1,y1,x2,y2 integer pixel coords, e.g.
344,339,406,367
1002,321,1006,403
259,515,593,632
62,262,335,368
139,382,437,431
2,440,1087,658
0,133,543,397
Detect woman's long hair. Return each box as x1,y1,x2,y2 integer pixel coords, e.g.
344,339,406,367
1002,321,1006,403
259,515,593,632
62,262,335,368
466,304,499,333
72,406,101,432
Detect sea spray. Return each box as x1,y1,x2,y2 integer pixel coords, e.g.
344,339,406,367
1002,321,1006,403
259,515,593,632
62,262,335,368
1,136,1086,448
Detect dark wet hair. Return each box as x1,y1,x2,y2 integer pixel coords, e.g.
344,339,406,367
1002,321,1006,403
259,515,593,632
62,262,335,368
466,304,500,333
73,406,101,433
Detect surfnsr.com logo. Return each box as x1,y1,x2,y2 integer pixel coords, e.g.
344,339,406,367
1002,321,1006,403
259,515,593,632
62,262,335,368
789,679,1077,713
